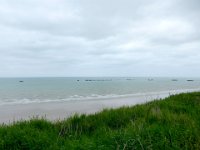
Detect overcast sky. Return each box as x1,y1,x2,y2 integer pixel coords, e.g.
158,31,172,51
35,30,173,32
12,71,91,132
0,0,199,77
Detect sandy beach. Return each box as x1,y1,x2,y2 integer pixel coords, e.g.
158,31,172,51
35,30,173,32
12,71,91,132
0,90,191,124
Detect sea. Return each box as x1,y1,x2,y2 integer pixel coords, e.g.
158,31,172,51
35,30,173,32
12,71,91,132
0,77,199,105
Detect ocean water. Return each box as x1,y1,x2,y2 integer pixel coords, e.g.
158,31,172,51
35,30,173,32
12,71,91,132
0,77,199,105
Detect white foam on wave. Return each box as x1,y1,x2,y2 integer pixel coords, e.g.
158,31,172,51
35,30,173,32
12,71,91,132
0,88,200,106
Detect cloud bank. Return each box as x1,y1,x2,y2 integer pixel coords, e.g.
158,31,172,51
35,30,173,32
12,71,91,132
0,0,200,77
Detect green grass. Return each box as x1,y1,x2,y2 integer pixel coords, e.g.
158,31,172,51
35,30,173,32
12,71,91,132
0,92,200,150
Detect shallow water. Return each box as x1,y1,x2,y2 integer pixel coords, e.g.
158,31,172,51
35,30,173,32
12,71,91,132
0,77,199,105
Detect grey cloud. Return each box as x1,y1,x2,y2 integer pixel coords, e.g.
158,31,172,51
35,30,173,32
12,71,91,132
0,0,199,77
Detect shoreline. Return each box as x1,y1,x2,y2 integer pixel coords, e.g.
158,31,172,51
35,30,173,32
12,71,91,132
1,88,199,106
0,89,199,124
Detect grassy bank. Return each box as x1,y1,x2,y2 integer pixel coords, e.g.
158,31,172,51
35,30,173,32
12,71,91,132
0,92,200,150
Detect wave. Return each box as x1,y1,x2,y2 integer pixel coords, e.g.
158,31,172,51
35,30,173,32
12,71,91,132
0,88,200,106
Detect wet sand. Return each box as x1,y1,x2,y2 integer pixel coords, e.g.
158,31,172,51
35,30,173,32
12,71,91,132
0,90,197,124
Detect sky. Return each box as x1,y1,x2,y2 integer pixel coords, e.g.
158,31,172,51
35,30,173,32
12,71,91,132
0,0,200,77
